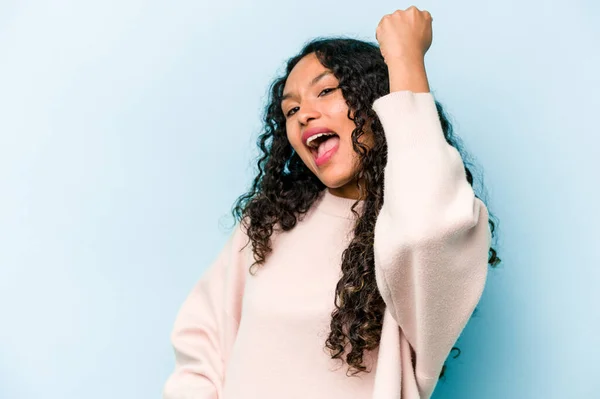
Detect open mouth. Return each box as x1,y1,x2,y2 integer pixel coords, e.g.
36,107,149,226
307,133,339,157
307,133,340,166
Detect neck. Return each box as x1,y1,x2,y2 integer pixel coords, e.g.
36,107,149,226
326,178,366,200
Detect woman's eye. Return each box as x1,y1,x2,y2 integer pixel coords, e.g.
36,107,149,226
286,87,337,117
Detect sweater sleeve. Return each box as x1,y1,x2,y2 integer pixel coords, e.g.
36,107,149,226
163,222,249,399
371,91,492,398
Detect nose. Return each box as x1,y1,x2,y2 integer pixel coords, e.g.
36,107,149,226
297,103,322,126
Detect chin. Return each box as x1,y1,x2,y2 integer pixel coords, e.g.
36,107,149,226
316,166,357,190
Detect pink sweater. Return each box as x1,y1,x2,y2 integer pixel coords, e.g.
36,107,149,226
163,90,492,399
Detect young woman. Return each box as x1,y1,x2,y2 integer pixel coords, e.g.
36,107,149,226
163,6,500,399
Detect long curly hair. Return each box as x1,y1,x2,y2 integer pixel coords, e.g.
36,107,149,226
229,36,501,380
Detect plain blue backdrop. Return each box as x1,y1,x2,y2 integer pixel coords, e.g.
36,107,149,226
1,0,598,398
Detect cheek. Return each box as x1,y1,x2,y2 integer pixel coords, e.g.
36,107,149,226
286,132,303,153
329,98,350,117
328,98,359,124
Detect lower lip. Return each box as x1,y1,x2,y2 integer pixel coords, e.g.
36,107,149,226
313,139,340,167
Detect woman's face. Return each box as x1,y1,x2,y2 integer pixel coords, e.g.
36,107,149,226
281,52,374,199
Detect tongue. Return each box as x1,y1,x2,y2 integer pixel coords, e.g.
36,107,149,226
317,135,340,158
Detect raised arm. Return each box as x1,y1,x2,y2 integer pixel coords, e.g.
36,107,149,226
372,89,491,398
372,10,491,397
163,222,249,399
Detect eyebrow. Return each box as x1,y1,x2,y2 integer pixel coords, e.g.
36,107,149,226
281,70,333,103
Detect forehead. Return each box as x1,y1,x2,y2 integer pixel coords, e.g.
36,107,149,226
282,53,336,100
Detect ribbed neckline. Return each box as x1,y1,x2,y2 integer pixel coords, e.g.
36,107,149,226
314,188,365,219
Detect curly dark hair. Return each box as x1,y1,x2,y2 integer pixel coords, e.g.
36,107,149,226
228,36,501,380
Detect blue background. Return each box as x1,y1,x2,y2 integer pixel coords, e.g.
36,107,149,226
1,1,598,398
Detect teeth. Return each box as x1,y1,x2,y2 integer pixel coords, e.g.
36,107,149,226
306,132,336,148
